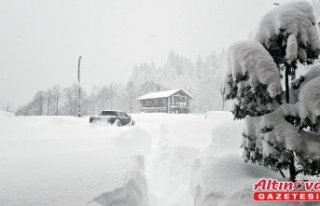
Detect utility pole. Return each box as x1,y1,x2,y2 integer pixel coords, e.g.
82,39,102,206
78,56,82,117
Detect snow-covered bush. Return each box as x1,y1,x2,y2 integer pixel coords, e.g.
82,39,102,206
256,0,320,71
290,64,320,103
299,76,320,130
224,0,320,181
255,75,320,180
258,104,300,174
259,96,320,179
223,40,282,119
223,40,283,172
255,0,320,108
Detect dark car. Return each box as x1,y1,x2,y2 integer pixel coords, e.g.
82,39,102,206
89,110,135,126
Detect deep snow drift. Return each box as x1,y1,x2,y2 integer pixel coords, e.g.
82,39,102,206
0,114,150,206
0,111,285,206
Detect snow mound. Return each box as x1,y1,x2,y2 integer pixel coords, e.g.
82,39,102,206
255,0,320,63
1,111,281,205
191,152,282,206
110,127,153,155
299,76,320,123
0,115,151,206
189,110,280,206
224,40,281,98
148,145,200,206
0,110,15,119
89,156,148,206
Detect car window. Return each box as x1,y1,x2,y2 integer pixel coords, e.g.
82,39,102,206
100,111,118,116
123,113,129,117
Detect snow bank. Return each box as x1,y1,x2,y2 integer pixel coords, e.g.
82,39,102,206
89,156,148,206
110,127,153,156
0,112,221,206
148,146,199,206
192,154,283,206
190,112,282,206
224,40,281,98
0,110,15,119
1,112,288,205
255,0,320,64
193,111,320,205
131,113,219,206
0,116,151,206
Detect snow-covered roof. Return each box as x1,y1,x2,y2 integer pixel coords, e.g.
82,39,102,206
101,110,121,112
137,89,192,100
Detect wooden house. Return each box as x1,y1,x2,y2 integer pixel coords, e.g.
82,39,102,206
137,89,192,113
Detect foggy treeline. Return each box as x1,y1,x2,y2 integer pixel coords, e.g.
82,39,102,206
16,50,226,116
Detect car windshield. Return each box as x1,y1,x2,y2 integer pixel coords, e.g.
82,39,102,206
100,111,118,116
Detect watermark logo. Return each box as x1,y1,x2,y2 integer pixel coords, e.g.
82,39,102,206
253,178,320,201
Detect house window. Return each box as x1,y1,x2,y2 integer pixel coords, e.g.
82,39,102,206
173,95,186,104
143,100,153,107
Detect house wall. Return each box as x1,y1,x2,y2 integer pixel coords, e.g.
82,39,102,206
140,98,168,113
169,92,189,113
139,91,191,113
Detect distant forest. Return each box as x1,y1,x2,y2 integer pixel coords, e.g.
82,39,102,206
16,50,226,115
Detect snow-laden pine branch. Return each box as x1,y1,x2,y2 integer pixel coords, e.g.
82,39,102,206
256,0,320,66
224,40,282,98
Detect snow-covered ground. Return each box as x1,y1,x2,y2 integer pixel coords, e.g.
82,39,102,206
0,111,282,206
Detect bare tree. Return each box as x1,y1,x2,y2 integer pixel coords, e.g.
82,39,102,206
52,85,62,115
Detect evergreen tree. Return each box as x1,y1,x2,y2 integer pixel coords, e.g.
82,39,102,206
223,0,320,181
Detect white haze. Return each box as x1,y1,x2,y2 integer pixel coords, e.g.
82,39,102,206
0,0,288,108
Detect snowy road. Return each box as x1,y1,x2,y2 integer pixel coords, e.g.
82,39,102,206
0,111,281,206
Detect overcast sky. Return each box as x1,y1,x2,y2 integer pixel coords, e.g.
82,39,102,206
0,0,289,108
